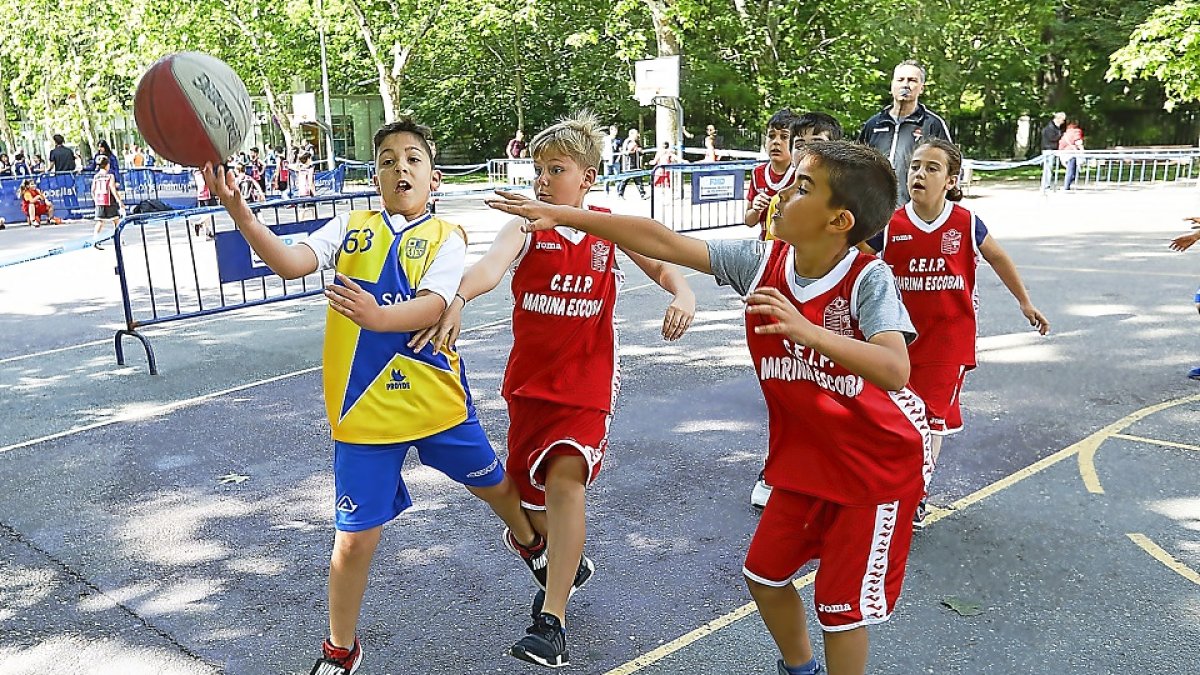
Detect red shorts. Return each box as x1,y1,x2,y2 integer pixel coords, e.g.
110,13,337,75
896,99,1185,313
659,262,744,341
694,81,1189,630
22,201,49,217
908,364,968,435
505,397,611,509
743,488,921,632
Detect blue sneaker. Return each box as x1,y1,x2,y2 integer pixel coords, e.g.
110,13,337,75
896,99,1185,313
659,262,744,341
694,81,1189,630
1189,366,1200,381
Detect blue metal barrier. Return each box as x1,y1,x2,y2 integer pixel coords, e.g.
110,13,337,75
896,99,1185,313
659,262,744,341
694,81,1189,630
645,161,759,233
112,193,381,374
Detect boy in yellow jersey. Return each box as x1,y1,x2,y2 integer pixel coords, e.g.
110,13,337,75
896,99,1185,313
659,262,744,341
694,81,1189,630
202,118,538,675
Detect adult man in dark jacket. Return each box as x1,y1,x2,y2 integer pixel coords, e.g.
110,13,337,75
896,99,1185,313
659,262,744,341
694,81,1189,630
48,134,76,173
857,60,952,204
1040,112,1066,151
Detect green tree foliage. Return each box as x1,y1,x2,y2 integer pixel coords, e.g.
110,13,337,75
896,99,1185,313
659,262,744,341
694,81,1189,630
1109,0,1200,105
0,0,1195,160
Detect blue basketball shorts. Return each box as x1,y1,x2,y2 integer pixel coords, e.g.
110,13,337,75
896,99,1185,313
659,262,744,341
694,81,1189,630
332,418,504,532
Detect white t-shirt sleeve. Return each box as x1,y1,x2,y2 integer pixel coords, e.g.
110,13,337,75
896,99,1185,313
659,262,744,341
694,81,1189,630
417,233,466,306
302,213,350,270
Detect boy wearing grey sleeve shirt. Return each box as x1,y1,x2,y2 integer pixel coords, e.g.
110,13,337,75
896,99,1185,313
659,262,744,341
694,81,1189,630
707,239,916,343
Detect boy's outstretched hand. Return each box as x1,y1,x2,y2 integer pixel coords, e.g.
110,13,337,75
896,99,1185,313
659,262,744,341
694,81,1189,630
200,162,244,210
662,292,695,341
1020,302,1051,335
486,191,563,232
326,273,384,331
1169,219,1200,252
408,299,463,353
746,287,818,344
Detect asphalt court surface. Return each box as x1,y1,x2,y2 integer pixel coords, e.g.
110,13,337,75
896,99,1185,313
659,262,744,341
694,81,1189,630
1,184,1199,674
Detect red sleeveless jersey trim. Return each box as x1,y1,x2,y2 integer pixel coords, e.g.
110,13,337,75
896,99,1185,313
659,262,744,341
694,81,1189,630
745,242,931,506
747,163,795,202
882,201,979,367
502,206,622,411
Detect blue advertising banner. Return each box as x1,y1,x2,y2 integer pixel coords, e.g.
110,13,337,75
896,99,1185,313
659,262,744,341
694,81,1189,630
690,169,744,204
214,218,330,284
0,165,345,224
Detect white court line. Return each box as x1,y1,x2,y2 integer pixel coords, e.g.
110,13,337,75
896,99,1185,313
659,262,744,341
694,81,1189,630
0,274,699,455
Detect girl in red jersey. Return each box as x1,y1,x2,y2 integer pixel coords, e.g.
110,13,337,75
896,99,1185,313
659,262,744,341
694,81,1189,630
861,137,1050,525
411,112,694,669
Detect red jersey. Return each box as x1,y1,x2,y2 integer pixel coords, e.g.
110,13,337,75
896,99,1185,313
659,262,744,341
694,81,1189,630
747,162,795,203
746,243,930,506
502,207,622,412
92,173,115,206
881,202,979,368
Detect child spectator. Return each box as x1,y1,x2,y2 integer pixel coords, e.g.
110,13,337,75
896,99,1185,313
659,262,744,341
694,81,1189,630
18,180,61,227
12,152,29,176
650,141,679,188
861,138,1049,526
202,118,542,675
30,154,46,174
233,163,266,203
413,112,695,668
488,140,930,675
750,111,845,508
745,109,797,236
1169,218,1200,379
91,155,125,249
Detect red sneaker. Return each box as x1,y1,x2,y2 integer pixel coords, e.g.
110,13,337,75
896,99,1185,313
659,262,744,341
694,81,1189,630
310,637,362,675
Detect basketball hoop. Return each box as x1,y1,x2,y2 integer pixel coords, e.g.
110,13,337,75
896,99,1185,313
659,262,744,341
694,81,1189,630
634,56,680,106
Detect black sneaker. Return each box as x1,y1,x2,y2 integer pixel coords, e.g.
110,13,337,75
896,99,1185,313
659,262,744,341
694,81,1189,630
310,637,362,674
777,658,823,674
511,612,569,668
912,500,929,530
529,554,596,618
503,527,549,590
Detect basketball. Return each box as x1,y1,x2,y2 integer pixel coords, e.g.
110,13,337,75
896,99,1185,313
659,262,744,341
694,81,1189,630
134,52,254,168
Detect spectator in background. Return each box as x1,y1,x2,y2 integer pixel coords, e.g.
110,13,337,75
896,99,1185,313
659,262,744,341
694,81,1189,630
857,59,952,204
131,145,146,168
703,124,719,162
49,134,76,173
18,179,60,227
601,124,619,194
1040,112,1065,191
274,145,290,194
247,147,266,193
233,163,266,203
29,154,46,174
90,140,121,188
0,153,11,176
12,152,29,176
1059,121,1085,191
650,141,679,188
506,129,527,159
619,128,647,199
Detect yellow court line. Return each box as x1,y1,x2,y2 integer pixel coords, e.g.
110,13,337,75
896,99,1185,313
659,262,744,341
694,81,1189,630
1127,533,1200,586
1077,394,1200,494
1110,433,1200,453
605,392,1200,674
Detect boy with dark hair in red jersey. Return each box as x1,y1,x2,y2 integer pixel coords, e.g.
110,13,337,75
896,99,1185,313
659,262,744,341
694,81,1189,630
488,140,931,675
861,138,1049,526
746,108,799,236
411,111,695,669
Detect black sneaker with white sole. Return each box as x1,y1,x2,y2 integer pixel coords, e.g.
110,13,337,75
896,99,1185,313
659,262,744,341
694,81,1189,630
504,527,549,590
529,554,595,618
510,612,569,668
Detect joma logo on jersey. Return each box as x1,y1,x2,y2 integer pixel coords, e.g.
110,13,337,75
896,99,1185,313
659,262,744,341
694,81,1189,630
386,368,411,391
818,603,852,613
405,238,428,259
536,241,562,251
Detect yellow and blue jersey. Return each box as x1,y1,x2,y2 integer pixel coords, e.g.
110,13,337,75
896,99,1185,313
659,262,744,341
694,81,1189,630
322,210,472,444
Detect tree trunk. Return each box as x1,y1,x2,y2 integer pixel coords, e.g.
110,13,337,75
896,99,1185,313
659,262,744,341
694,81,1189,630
0,62,17,153
643,0,682,154
260,79,294,150
348,0,440,124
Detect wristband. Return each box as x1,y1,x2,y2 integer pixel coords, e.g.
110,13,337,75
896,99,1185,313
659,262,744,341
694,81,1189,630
454,293,467,306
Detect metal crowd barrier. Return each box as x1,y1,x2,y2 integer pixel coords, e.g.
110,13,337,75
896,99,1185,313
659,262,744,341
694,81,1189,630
1039,148,1200,191
648,161,759,233
112,193,381,374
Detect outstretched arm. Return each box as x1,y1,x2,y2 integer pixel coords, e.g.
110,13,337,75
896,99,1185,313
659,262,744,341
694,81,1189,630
486,190,712,274
979,235,1050,335
1170,218,1200,252
622,248,696,341
202,162,318,279
408,217,526,352
326,276,447,333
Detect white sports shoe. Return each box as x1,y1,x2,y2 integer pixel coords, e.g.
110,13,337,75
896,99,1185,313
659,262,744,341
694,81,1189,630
750,471,773,509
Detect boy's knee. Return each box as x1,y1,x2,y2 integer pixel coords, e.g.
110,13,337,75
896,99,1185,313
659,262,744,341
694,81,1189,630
543,452,589,485
332,528,381,559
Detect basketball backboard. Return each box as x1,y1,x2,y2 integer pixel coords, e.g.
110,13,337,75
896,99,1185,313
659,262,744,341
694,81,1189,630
634,56,680,105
